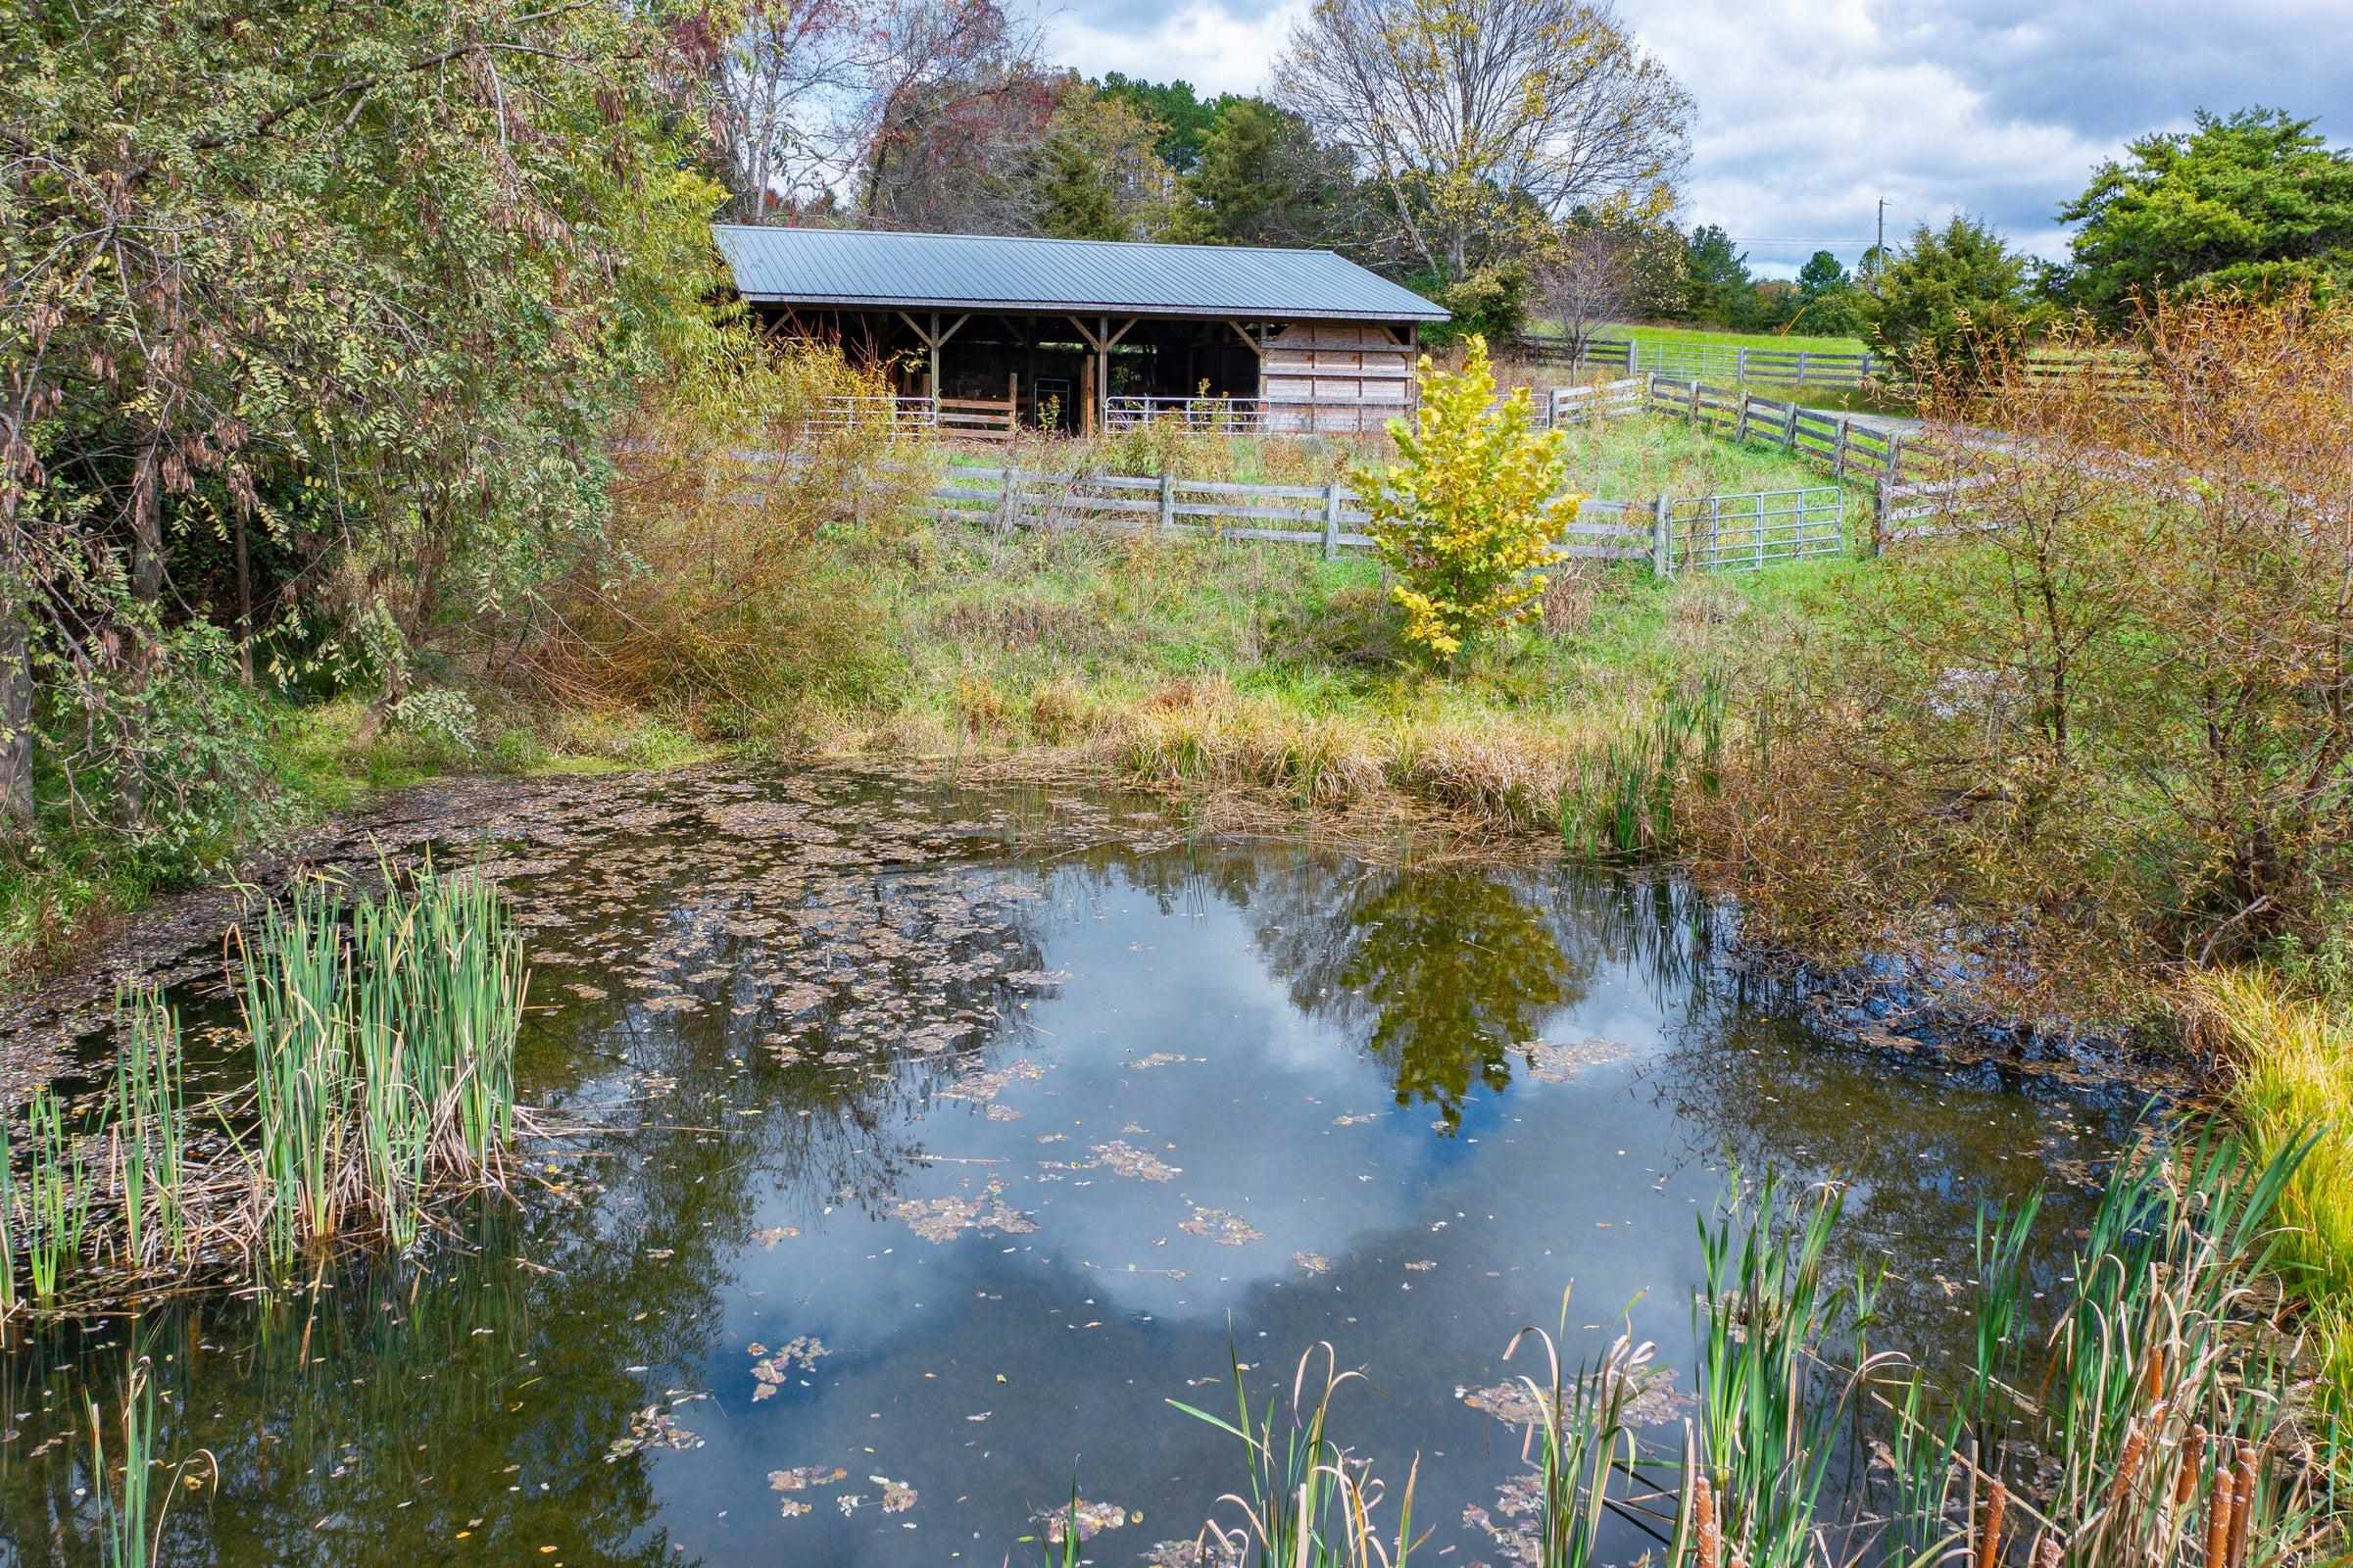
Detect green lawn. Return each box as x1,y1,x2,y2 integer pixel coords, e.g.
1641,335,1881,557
1597,321,1872,356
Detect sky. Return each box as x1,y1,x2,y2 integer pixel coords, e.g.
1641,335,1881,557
1035,0,2351,278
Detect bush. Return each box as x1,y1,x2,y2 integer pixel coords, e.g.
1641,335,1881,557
1348,336,1581,662
516,334,928,735
1701,290,2353,1008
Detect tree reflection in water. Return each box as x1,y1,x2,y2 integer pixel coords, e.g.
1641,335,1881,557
1250,863,1593,1130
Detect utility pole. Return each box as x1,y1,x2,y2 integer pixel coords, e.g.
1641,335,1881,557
1872,197,1887,294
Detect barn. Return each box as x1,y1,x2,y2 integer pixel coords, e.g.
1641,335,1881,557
713,224,1447,440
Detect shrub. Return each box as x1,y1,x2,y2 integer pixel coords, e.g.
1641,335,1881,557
1348,336,1582,662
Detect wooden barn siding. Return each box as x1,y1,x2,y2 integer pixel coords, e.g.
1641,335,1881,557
1258,322,1415,436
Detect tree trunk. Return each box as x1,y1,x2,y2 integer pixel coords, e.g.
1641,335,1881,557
0,570,33,836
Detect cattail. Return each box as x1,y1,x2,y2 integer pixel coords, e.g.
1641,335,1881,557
2176,1424,2208,1508
2204,1466,2235,1568
1976,1478,2009,1568
2227,1443,2257,1568
1694,1473,1720,1568
2145,1345,2167,1404
2108,1416,2151,1515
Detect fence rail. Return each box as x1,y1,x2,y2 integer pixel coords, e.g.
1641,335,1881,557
1644,372,1912,480
809,395,938,430
1519,334,2151,393
1547,376,1647,426
925,466,1842,575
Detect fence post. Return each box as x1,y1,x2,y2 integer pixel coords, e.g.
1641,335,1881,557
1736,345,1749,382
1735,391,1750,444
1796,349,1810,384
1652,493,1673,578
1321,479,1342,559
1871,478,1887,556
1158,469,1174,537
1834,416,1850,478
1688,378,1701,426
1627,339,1638,375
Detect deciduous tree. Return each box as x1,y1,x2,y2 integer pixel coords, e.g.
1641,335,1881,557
1272,0,1690,288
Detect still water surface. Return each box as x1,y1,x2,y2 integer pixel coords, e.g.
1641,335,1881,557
0,768,2122,1565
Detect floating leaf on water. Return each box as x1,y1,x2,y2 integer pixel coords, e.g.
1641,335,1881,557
1518,1036,1634,1084
1037,1498,1130,1544
768,1465,849,1492
894,1189,1039,1245
1128,1053,1202,1070
1293,1251,1331,1275
1178,1206,1261,1247
1094,1141,1181,1182
749,1337,828,1399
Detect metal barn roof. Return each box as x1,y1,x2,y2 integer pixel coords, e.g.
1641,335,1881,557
713,224,1448,322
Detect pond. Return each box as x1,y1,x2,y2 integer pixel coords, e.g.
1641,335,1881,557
0,767,2126,1566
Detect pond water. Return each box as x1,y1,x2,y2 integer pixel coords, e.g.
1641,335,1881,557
0,768,2126,1566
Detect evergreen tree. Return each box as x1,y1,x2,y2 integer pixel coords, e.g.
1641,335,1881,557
2061,107,2353,318
1033,132,1122,239
1873,216,2047,385
1173,98,1348,248
1681,225,1751,321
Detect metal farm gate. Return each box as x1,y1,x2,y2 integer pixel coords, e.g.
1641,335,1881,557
1668,487,1844,571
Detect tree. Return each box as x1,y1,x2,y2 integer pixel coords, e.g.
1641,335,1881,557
1097,74,1231,172
1681,225,1750,321
1272,0,1691,288
2061,108,2353,319
854,0,1055,233
0,0,719,838
1534,219,1677,356
707,1,866,221
1348,337,1580,662
1172,98,1355,248
1027,85,1175,240
1795,250,1848,298
1871,217,2046,385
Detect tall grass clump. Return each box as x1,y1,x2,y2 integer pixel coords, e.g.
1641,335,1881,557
1157,1135,2346,1567
1169,1343,1422,1566
1558,679,1724,858
2183,969,2353,1410
238,862,526,1262
0,863,527,1316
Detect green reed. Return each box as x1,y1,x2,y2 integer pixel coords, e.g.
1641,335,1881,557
1162,1133,2345,1568
1170,1341,1419,1566
19,1087,91,1302
109,985,189,1268
1560,678,1726,858
240,862,525,1267
1692,1173,1878,1568
0,860,525,1314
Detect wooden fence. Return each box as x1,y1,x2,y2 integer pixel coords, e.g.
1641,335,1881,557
1520,334,2151,393
1520,335,1882,387
1644,372,1910,480
926,466,1844,575
1546,376,1646,426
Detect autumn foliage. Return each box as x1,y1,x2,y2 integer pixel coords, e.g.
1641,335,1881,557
1349,336,1582,662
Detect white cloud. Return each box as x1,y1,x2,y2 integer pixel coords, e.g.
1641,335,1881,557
1038,0,2343,277
1044,0,1311,100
